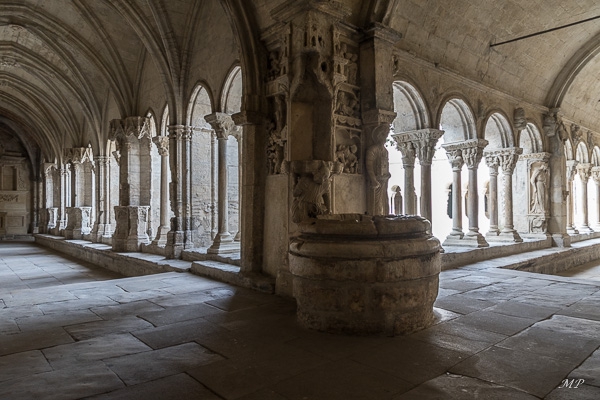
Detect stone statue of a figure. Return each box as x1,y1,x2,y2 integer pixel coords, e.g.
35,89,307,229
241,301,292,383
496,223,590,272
291,161,334,223
366,124,391,215
530,163,549,213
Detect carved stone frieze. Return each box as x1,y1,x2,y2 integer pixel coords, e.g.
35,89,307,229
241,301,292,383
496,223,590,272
266,95,288,175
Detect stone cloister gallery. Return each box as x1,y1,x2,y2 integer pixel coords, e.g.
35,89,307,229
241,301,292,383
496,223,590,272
2,0,600,398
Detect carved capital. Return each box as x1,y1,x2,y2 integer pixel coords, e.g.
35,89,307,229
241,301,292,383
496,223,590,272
395,141,416,167
443,139,488,169
110,117,150,142
566,160,579,182
577,162,592,183
445,149,464,172
485,147,522,174
592,166,600,185
392,128,443,166
152,135,169,156
205,112,240,140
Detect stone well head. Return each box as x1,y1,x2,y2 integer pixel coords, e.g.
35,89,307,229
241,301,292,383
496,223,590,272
289,214,441,336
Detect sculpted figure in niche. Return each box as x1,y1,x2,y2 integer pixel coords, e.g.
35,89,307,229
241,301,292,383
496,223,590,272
366,125,391,215
336,144,358,173
292,161,335,223
391,185,402,215
530,164,549,214
336,91,359,118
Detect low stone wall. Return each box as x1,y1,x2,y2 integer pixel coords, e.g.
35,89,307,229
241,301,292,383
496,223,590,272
290,214,441,336
34,234,189,277
501,238,600,275
441,237,552,270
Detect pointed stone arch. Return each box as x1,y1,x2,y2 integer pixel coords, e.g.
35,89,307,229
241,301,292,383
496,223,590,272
519,123,544,154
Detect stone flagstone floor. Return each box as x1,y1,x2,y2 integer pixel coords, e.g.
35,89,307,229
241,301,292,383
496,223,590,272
1,241,600,399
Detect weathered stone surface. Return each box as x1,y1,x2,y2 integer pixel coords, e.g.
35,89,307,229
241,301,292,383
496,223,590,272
290,214,440,335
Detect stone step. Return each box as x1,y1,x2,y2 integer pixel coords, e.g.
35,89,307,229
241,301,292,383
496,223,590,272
190,260,275,294
182,248,241,266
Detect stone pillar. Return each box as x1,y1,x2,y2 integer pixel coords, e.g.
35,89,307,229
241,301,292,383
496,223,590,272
206,112,240,254
497,148,523,242
396,141,416,215
566,160,579,234
109,117,152,252
592,166,600,230
232,110,266,273
484,154,500,237
90,156,112,242
576,163,593,233
442,146,464,245
151,135,170,246
394,129,444,224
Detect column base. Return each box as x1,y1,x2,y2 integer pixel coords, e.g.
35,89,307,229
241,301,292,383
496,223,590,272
165,230,185,259
552,233,571,248
488,229,522,243
567,226,579,235
578,225,595,234
151,225,170,246
486,228,500,238
462,231,489,247
64,207,92,240
208,233,240,254
442,231,464,247
112,206,150,252
90,224,113,243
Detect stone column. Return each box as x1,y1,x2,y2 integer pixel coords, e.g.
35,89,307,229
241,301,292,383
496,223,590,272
152,135,170,246
232,131,242,242
592,166,600,230
90,156,112,242
393,129,444,223
396,141,417,215
206,112,240,254
566,160,579,234
42,163,55,233
576,163,593,233
55,165,68,234
497,148,523,242
441,146,464,245
484,153,500,237
461,139,489,246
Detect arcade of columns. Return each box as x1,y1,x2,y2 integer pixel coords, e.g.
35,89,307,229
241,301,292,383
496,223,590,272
33,2,600,274
39,113,243,259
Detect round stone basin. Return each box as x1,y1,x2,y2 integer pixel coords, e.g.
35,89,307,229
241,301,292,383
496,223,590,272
289,214,441,336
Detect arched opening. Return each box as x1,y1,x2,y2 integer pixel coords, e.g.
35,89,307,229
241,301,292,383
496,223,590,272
574,141,592,231
188,84,215,247
431,98,478,242
389,81,430,222
221,67,243,243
